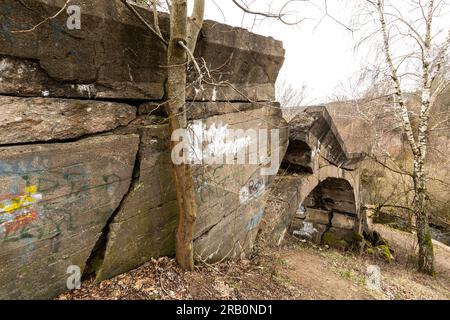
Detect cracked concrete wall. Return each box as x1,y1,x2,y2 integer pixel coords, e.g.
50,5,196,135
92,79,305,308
0,0,286,299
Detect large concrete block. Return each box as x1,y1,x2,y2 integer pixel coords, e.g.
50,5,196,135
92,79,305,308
194,197,266,262
303,208,331,225
291,220,327,244
0,0,167,100
0,0,284,102
191,106,288,260
96,123,178,281
0,96,136,145
286,106,364,170
0,134,139,299
189,22,284,101
332,213,356,230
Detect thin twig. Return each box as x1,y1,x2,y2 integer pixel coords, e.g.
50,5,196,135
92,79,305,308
11,0,71,34
121,0,168,48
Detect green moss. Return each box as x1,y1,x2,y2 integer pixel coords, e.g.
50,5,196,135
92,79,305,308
376,245,393,263
352,232,364,243
322,231,337,246
322,231,348,249
366,248,374,255
424,231,433,247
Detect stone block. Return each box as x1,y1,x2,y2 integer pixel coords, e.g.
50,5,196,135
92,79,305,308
95,124,178,281
0,1,284,102
0,134,139,299
0,96,136,145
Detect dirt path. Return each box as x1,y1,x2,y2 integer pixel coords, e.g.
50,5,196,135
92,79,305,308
277,248,378,299
274,225,450,300
59,226,450,300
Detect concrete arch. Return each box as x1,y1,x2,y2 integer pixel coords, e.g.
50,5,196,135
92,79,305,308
258,106,364,247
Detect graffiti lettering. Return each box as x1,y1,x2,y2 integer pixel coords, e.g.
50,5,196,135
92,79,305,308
239,178,265,204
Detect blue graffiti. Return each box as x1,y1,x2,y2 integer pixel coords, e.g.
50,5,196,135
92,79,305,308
246,208,264,231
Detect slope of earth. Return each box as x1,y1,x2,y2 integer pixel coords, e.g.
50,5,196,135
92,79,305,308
58,225,450,300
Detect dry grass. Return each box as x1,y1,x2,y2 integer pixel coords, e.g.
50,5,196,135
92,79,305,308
58,226,450,300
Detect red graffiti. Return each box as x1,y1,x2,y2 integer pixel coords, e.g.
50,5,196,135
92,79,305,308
3,211,38,236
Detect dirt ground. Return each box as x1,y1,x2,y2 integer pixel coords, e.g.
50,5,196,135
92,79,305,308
58,224,450,300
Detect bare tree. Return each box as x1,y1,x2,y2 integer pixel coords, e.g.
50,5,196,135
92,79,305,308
354,0,450,274
276,80,310,121
124,0,318,270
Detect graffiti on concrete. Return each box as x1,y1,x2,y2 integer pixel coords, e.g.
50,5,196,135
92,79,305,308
0,156,122,243
247,208,264,231
292,222,318,239
239,177,265,204
0,185,42,236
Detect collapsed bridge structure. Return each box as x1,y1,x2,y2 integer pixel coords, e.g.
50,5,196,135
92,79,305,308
0,0,364,299
259,107,365,248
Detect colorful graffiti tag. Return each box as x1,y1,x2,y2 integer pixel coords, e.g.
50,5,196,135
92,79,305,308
0,185,42,236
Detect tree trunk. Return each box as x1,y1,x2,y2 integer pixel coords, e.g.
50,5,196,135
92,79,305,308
413,160,435,275
167,0,198,271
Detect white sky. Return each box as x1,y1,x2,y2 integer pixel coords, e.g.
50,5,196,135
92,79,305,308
202,0,361,104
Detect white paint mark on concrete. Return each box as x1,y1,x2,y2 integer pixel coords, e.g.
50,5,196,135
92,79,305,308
366,265,382,291
293,222,317,239
0,58,11,72
212,86,217,102
77,84,96,98
187,122,251,164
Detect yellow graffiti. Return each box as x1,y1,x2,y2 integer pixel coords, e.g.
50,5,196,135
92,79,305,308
0,185,42,215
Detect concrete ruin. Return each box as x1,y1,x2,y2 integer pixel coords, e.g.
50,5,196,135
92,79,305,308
259,106,364,248
0,0,363,300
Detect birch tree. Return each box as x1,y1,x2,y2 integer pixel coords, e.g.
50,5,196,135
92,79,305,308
358,0,450,274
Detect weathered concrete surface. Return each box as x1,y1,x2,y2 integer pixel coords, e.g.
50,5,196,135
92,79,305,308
303,177,357,215
259,159,360,247
0,134,139,299
258,176,301,246
139,101,277,121
0,0,288,299
191,106,288,261
96,121,178,281
189,22,284,101
298,208,330,226
0,96,136,145
332,213,356,230
289,206,356,247
0,0,284,101
285,106,364,171
0,0,167,100
258,106,364,248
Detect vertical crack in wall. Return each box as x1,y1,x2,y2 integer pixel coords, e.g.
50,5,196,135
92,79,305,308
82,142,142,281
314,185,334,245
320,209,334,245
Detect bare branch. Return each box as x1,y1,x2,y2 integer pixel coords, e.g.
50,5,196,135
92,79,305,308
122,0,168,48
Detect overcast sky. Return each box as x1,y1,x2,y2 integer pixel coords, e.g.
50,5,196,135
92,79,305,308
201,1,360,104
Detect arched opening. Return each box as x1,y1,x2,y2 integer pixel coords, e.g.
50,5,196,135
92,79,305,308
282,140,314,173
290,178,357,248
